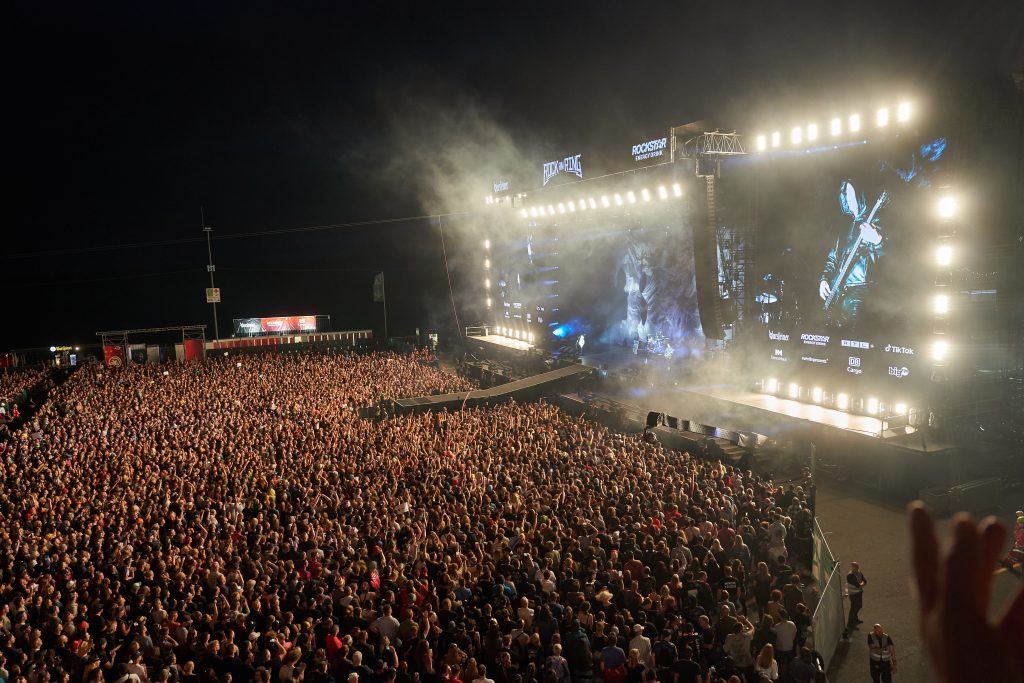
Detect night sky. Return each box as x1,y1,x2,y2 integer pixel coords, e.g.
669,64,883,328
4,1,1022,351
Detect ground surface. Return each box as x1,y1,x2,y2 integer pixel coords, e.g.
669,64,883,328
815,482,1021,683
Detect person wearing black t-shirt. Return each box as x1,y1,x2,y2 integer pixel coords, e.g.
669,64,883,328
669,647,701,683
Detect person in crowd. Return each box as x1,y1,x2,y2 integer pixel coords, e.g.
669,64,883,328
845,562,867,631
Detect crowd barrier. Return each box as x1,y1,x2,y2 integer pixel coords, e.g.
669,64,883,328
811,518,846,674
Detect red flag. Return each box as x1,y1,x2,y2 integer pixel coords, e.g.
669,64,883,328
370,568,381,590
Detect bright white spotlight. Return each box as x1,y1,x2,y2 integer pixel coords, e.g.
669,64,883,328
897,101,911,122
484,259,490,269
529,207,537,217
486,298,492,308
538,206,546,216
614,193,623,206
837,393,850,410
867,397,879,415
578,198,587,211
558,203,565,214
485,278,490,289
894,402,908,415
601,195,610,208
849,114,861,132
934,293,949,314
641,188,651,202
932,339,948,361
937,196,957,219
485,196,492,205
484,239,490,249
567,201,576,212
520,209,528,218
807,123,818,141
626,191,636,204
547,205,555,215
936,244,953,266
791,127,803,145
588,197,597,209
788,383,799,399
672,183,682,197
658,186,668,199
812,387,823,403
876,107,889,127
528,332,534,343
766,378,778,393
830,118,842,136
756,135,766,152
771,131,781,148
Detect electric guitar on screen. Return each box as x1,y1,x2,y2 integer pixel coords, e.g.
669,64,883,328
823,189,889,321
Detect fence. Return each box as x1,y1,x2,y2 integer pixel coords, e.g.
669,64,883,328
811,518,846,673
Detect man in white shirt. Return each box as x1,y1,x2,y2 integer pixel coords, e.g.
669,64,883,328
629,623,653,668
772,609,798,674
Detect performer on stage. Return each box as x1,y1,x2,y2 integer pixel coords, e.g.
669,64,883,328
818,181,886,329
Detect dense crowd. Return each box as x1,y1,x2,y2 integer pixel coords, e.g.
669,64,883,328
0,350,817,683
0,368,47,426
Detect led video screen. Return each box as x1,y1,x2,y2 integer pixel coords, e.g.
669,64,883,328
492,193,704,355
725,131,950,392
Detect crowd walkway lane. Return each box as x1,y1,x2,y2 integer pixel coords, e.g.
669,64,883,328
813,481,1021,683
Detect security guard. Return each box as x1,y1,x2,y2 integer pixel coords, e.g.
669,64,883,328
868,623,897,683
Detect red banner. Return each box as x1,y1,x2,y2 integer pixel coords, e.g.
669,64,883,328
103,345,125,367
184,339,204,362
260,316,317,333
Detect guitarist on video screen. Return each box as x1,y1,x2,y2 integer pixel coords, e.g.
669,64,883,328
818,180,888,330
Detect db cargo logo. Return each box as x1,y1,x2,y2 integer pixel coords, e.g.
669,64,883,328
543,154,582,185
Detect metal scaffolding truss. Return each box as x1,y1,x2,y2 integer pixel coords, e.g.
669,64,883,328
681,131,747,158
96,325,207,349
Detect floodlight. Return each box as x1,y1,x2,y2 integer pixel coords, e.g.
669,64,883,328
567,201,575,212
641,188,651,202
588,197,597,209
558,203,565,214
529,207,537,217
932,339,948,361
894,402,907,415
578,198,587,211
876,107,889,127
766,378,778,393
658,186,668,199
788,382,798,399
866,397,878,415
538,206,546,216
528,332,534,343
672,183,683,197
614,193,623,206
547,205,555,215
849,114,861,132
837,393,850,410
936,244,953,266
897,101,911,122
937,196,957,219
791,127,803,145
811,387,823,403
807,123,818,141
485,279,490,289
830,118,842,136
756,135,766,152
771,131,781,148
484,239,490,249
601,195,610,208
933,294,949,314
485,196,492,205
627,191,636,204
486,298,492,308
484,259,490,269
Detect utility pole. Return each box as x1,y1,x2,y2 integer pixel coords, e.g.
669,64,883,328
202,208,220,341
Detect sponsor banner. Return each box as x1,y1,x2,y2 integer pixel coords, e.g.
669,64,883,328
206,287,221,303
492,180,510,193
103,345,125,368
543,154,583,186
631,136,668,162
233,316,318,335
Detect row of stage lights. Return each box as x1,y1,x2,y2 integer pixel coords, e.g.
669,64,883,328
521,183,683,218
755,102,913,152
763,378,910,418
495,326,535,343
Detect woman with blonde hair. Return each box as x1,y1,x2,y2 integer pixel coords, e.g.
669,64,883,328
754,643,778,681
625,648,645,683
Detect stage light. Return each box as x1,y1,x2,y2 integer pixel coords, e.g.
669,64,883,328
771,132,781,148
766,378,778,393
837,393,850,410
567,201,576,212
658,186,668,199
807,123,818,141
755,135,766,152
937,195,957,219
830,117,842,136
538,206,546,216
602,195,610,208
932,339,948,361
484,259,490,269
788,382,798,399
614,193,623,206
558,203,565,214
849,113,862,132
672,183,682,197
812,387,823,403
578,198,587,211
627,191,636,204
529,207,537,217
484,279,490,289
547,205,555,215
791,127,802,145
894,402,908,415
485,196,492,205
486,298,492,308
933,293,949,314
897,101,911,122
936,244,953,266
588,197,597,209
641,188,651,202
876,107,889,127
867,397,878,415
528,332,534,343
484,239,490,249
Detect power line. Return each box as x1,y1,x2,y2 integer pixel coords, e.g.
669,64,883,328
0,211,472,261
